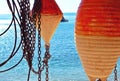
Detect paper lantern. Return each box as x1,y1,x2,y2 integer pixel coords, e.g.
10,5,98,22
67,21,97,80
75,0,120,81
31,0,63,44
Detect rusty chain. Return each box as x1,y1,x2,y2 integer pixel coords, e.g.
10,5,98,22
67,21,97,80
31,13,51,81
20,0,36,81
38,13,42,81
44,44,51,81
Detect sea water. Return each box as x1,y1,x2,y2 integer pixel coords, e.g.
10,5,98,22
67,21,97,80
0,13,120,81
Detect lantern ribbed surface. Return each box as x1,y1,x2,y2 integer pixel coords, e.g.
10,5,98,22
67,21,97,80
75,0,120,81
32,0,63,44
40,14,62,44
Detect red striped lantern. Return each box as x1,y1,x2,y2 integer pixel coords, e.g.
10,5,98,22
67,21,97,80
31,0,63,44
75,0,120,81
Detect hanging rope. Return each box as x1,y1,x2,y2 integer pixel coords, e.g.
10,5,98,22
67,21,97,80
0,0,22,70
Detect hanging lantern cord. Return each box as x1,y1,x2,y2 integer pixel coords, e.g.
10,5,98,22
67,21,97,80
114,64,118,81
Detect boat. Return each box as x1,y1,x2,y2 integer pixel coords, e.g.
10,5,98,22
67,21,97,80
61,16,68,22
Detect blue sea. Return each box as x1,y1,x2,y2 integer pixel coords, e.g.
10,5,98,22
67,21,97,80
0,13,120,81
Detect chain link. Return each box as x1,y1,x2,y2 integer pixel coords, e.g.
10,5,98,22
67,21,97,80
38,13,42,81
44,44,51,81
20,0,51,81
20,0,36,68
32,6,51,81
114,64,118,81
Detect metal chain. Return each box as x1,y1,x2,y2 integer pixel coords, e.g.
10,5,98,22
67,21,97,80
20,0,51,81
44,44,51,81
20,0,36,68
114,64,118,81
20,0,27,62
36,9,51,81
38,13,42,81
20,1,36,81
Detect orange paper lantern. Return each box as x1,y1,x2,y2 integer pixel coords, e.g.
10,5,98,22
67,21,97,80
75,0,120,81
32,0,63,44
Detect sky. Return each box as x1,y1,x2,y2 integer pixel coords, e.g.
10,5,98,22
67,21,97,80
0,0,81,14
55,0,81,12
